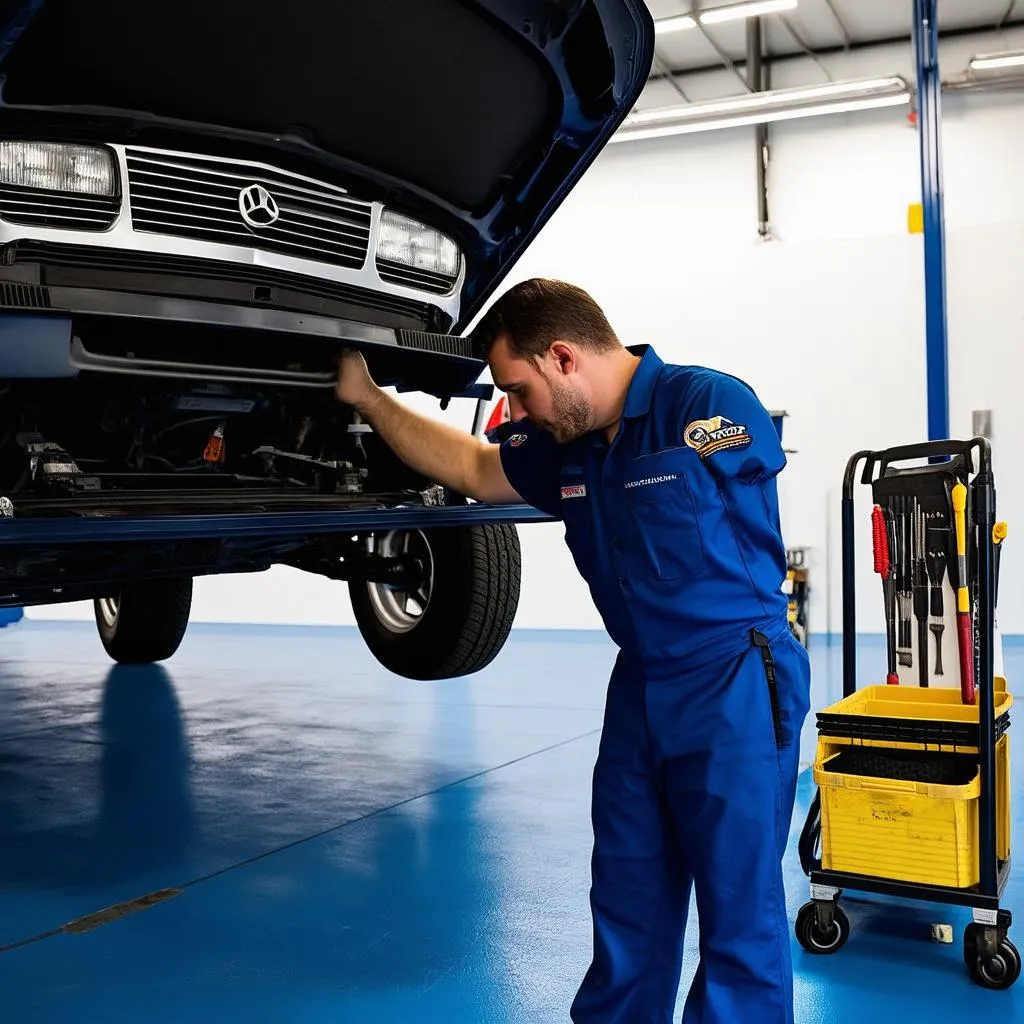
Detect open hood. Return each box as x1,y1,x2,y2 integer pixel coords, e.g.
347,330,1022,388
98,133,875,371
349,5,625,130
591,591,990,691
0,0,654,332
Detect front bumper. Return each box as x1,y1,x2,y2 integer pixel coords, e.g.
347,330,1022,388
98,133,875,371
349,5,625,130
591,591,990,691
0,501,553,546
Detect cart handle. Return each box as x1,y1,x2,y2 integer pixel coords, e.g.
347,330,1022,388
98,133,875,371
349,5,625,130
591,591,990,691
855,437,992,492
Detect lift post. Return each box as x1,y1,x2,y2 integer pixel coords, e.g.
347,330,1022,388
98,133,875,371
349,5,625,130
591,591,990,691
912,0,950,443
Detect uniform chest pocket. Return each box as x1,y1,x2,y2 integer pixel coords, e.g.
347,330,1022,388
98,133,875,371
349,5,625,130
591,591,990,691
624,448,706,581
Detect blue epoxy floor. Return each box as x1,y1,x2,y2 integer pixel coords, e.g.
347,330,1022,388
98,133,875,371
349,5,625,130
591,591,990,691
0,621,1020,1022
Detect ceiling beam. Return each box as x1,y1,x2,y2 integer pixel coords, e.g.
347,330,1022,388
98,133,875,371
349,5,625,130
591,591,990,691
646,18,1024,84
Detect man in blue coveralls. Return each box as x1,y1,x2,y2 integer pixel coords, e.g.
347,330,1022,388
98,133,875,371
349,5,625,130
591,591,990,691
335,278,811,1023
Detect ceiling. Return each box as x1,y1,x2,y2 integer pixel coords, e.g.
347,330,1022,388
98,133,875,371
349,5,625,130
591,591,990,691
644,0,1022,81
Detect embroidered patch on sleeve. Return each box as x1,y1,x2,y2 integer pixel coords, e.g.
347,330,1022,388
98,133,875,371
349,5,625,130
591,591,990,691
683,416,753,458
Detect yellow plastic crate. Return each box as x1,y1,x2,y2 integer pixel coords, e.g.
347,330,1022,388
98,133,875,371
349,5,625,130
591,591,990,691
813,734,1011,889
816,678,1012,754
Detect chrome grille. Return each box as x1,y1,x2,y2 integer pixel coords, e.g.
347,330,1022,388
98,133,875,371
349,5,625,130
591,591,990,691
377,258,457,295
125,149,373,270
0,185,120,230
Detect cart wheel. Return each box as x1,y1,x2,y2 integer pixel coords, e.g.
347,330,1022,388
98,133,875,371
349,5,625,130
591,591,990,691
964,926,1021,990
796,902,850,955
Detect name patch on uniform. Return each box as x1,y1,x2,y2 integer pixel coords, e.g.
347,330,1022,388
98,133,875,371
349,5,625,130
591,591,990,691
624,473,678,490
561,484,587,499
683,416,752,458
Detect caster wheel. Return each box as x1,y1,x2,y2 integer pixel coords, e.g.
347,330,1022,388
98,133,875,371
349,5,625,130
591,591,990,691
964,926,1021,990
796,901,850,955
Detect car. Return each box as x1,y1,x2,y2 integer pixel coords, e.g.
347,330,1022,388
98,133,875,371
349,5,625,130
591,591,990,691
0,0,654,679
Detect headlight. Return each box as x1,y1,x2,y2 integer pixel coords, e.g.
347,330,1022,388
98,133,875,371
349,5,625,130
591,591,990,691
376,210,460,278
0,142,117,197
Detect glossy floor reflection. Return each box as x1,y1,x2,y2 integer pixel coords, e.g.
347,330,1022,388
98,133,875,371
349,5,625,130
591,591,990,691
0,621,1019,1022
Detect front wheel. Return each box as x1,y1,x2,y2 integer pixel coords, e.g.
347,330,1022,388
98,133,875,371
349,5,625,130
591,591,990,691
349,523,520,680
965,925,1021,990
94,578,193,664
795,901,850,955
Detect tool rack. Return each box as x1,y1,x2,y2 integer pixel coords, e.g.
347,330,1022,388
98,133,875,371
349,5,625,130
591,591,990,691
796,437,1018,990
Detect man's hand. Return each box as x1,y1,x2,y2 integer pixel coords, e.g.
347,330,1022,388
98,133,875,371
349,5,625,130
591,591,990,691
332,348,522,507
335,349,377,412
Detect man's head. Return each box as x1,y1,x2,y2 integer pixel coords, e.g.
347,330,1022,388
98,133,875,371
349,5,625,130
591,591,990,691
473,278,624,443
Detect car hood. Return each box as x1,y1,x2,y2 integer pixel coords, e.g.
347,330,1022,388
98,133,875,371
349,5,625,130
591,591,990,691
0,0,654,333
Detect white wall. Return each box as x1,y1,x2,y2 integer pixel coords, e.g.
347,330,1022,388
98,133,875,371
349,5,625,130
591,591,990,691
30,28,1024,638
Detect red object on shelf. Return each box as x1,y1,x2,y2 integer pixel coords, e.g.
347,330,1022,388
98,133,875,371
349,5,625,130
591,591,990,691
484,396,508,435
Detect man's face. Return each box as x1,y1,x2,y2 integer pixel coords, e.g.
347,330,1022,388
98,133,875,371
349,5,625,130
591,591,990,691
488,334,593,444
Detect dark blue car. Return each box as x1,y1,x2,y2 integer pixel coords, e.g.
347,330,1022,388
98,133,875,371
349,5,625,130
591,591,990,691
0,0,653,677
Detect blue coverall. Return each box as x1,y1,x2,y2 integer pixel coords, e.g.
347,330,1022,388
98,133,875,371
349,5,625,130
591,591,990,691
498,345,811,1023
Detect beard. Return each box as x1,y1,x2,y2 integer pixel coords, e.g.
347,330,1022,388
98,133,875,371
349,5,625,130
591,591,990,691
542,377,593,443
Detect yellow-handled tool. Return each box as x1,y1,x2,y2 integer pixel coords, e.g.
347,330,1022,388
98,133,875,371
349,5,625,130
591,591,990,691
993,521,1008,610
951,482,975,704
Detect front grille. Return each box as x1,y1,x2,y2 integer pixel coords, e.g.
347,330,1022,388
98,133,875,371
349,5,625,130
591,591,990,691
6,241,448,331
0,185,120,231
0,282,50,308
125,149,373,270
377,257,458,295
397,330,473,358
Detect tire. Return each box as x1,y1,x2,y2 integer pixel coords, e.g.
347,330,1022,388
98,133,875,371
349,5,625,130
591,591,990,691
795,901,850,955
94,578,193,664
349,523,520,680
964,925,1021,990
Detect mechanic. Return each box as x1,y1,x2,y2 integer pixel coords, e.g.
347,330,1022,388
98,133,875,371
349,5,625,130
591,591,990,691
334,278,811,1024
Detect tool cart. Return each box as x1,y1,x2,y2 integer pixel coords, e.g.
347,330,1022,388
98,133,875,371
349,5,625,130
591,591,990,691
796,437,1018,990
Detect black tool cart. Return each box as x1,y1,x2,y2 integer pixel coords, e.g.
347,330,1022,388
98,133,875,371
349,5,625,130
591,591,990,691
795,437,1017,990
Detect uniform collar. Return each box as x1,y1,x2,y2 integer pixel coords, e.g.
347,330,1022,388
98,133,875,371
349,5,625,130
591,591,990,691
622,344,663,419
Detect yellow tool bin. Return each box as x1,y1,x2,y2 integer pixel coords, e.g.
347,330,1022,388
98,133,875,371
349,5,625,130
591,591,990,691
795,437,1018,991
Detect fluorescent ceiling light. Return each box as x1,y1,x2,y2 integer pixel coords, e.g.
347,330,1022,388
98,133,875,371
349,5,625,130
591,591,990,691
654,15,696,34
653,0,797,35
611,76,910,142
700,0,798,25
969,51,1024,72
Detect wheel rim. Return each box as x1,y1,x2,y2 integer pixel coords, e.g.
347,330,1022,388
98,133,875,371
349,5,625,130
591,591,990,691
979,955,1009,985
97,595,119,627
809,922,841,951
365,531,434,634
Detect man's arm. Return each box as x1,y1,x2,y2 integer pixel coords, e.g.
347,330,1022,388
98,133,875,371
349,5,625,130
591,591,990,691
336,350,522,505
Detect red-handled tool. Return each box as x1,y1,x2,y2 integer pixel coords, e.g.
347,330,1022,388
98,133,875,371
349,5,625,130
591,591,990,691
872,504,899,685
951,482,975,705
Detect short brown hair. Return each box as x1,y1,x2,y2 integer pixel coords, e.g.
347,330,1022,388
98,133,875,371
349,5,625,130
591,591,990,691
473,278,620,360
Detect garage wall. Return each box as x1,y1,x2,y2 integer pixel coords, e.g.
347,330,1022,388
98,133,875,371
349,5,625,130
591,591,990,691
28,28,1024,641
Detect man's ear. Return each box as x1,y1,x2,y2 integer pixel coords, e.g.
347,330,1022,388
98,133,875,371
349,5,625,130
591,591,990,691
547,341,576,377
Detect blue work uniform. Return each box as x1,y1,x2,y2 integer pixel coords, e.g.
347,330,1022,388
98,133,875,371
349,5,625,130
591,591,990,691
498,344,811,1024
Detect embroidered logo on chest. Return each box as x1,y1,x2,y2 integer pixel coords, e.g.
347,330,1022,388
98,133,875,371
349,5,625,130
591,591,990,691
683,416,752,458
561,484,587,499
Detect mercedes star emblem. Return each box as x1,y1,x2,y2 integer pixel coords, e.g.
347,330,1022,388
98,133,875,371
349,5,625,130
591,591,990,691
238,183,280,229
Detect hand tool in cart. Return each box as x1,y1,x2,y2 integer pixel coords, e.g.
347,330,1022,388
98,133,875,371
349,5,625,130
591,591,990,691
993,521,1007,610
871,504,899,685
895,496,913,667
926,527,947,676
912,499,929,686
951,481,975,704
